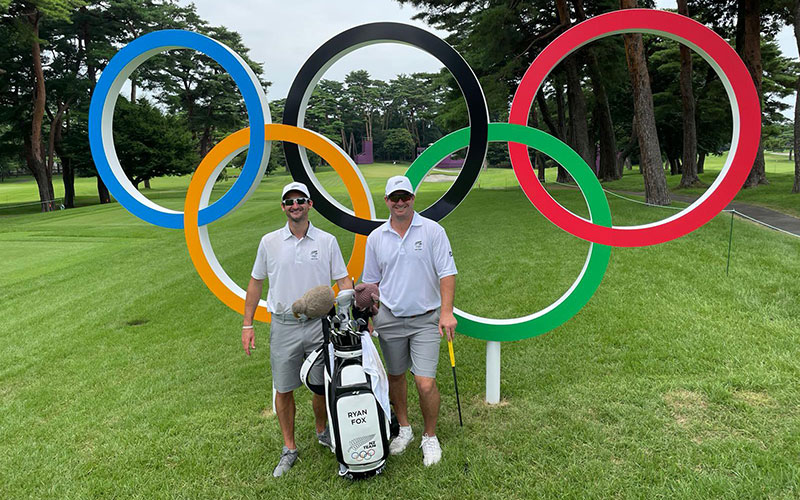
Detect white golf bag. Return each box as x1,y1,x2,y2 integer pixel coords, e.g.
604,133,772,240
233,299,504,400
320,289,391,479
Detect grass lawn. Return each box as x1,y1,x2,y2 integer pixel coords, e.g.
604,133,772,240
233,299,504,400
1,163,800,498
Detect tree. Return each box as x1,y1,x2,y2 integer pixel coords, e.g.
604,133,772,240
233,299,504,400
794,0,800,193
556,0,592,172
111,98,198,189
677,0,701,187
0,0,84,211
620,0,670,205
344,70,381,142
382,128,415,160
739,0,769,187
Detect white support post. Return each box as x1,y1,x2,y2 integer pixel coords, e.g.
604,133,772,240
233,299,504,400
485,341,501,404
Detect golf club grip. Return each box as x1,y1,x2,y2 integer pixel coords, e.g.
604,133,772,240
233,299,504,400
447,340,455,367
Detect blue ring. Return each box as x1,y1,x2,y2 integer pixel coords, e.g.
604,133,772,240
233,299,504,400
89,30,269,229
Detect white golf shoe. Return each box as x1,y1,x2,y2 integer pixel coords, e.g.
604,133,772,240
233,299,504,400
420,434,441,466
389,425,414,455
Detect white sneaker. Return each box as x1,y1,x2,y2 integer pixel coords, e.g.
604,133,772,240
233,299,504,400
420,434,441,466
389,425,413,455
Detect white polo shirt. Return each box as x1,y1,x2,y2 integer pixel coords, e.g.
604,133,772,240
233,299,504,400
362,212,457,317
251,222,348,315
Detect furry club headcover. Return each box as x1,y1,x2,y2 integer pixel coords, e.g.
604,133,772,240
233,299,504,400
292,285,335,320
354,282,380,316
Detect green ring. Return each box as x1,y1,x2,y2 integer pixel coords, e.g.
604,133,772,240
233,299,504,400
404,122,611,341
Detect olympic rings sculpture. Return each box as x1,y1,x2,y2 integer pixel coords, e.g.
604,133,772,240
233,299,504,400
89,9,759,342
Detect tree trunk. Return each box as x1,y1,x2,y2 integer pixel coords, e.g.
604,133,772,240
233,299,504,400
536,90,561,139
557,0,592,173
565,57,592,167
621,0,671,205
793,0,800,193
698,151,706,174
739,0,767,187
81,13,109,203
54,112,74,208
554,78,573,183
97,176,110,204
587,59,618,181
62,159,75,208
677,0,700,188
574,0,617,181
530,104,546,182
618,115,639,177
26,9,55,212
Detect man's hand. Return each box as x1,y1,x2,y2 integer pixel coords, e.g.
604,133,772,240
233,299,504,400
438,311,457,342
242,327,255,355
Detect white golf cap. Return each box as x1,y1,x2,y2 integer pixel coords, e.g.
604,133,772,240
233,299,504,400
281,181,310,199
385,175,414,197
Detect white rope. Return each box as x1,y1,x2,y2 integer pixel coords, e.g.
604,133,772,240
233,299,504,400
0,198,63,210
551,181,800,239
730,209,800,239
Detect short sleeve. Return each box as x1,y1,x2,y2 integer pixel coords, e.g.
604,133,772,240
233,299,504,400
251,237,268,280
432,225,457,279
329,236,348,281
361,232,382,284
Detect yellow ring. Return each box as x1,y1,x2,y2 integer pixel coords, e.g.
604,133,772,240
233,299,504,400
183,123,374,323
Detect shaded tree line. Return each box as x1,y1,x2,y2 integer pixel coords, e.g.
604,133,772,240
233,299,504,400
0,0,267,210
399,0,800,200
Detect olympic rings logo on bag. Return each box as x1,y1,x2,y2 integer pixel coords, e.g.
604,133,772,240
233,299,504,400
88,9,759,342
350,449,376,462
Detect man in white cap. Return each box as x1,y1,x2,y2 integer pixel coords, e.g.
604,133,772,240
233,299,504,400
361,175,457,466
241,181,353,477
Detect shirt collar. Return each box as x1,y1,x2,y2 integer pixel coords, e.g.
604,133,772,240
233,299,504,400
382,211,422,232
282,221,316,240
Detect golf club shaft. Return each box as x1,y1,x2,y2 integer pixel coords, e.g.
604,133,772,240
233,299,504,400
447,340,463,427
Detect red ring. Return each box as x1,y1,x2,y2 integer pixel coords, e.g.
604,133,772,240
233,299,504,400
508,9,760,247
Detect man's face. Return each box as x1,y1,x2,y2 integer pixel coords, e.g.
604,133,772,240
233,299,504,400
281,190,312,223
385,190,414,219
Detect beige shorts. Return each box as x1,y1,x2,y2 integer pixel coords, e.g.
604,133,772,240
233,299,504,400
373,304,441,378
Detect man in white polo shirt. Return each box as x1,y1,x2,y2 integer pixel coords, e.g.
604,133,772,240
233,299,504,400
241,181,353,478
361,175,457,467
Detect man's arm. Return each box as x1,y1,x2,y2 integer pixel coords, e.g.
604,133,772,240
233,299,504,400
336,276,354,290
438,274,456,342
242,277,264,356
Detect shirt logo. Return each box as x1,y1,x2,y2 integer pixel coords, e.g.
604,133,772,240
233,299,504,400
449,250,453,257
414,240,423,251
310,249,319,260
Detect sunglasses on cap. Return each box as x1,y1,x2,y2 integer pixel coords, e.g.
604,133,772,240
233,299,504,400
282,197,310,207
387,192,413,203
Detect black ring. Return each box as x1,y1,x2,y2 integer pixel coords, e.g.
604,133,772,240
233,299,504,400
283,22,489,236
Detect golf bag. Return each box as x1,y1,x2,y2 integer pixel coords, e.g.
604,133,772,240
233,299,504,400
321,289,391,480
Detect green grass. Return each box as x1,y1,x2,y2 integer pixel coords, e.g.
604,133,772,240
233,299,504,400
1,164,800,498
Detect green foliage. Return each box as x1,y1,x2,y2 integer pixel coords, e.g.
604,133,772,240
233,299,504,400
111,98,198,188
382,128,415,160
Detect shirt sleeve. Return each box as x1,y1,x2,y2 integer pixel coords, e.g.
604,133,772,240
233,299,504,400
432,225,457,279
361,232,382,284
329,236,348,281
251,237,268,280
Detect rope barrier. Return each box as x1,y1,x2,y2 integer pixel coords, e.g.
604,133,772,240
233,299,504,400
552,181,800,240
0,198,64,210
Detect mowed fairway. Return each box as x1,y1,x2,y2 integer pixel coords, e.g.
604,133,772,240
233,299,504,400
1,166,800,499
